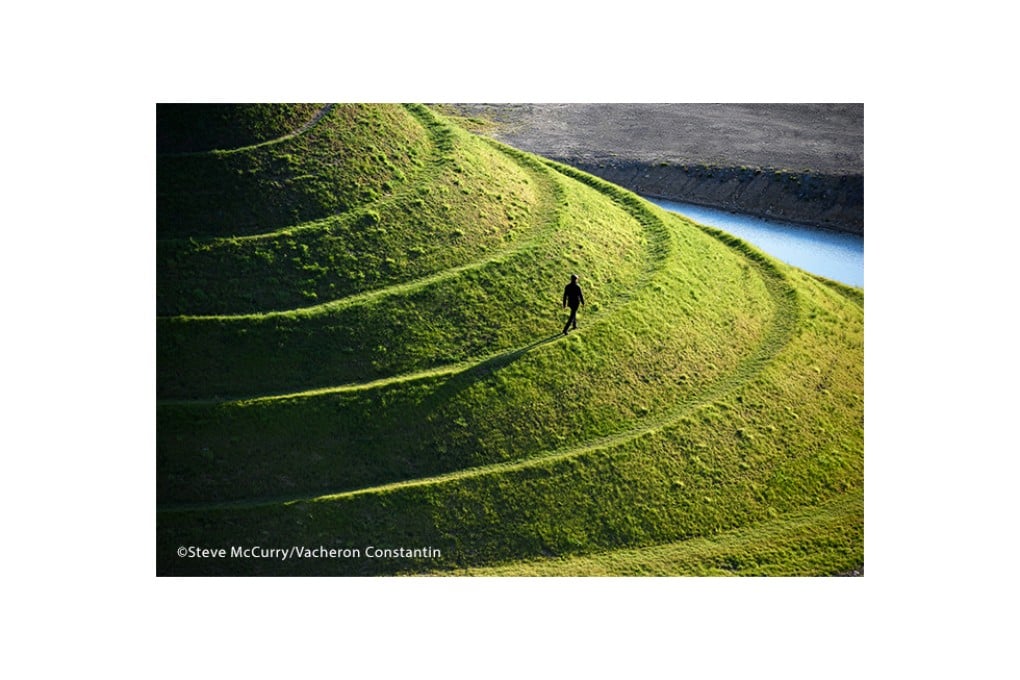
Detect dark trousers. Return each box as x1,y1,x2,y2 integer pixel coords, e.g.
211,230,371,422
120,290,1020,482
563,304,579,333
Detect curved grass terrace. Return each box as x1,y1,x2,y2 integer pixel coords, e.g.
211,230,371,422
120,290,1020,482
156,104,863,576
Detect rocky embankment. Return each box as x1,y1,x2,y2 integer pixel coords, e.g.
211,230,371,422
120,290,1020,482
577,160,863,234
445,103,863,235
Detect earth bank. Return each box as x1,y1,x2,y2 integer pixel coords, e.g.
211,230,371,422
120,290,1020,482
443,103,864,235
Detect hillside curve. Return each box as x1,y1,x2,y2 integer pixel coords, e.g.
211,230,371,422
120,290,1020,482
156,104,863,576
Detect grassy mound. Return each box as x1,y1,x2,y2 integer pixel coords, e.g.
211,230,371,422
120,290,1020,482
156,104,863,576
157,104,432,239
156,104,327,154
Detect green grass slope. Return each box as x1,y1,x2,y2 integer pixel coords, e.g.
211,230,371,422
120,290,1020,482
156,104,863,576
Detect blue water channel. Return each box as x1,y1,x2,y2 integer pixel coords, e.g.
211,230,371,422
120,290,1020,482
647,197,864,288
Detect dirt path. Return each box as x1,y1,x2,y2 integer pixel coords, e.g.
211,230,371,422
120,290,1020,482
295,103,335,134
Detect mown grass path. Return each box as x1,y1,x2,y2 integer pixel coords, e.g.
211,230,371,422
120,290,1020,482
157,105,862,576
159,104,336,158
156,143,645,396
157,104,435,248
451,489,862,576
157,149,558,322
156,105,464,316
157,164,798,513
156,135,664,400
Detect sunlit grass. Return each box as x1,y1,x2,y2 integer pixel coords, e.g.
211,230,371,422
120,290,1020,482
156,105,863,576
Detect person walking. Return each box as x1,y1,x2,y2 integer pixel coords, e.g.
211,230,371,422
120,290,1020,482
562,274,585,335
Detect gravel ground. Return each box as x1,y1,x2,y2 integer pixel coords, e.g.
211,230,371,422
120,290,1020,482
445,103,863,174
444,103,864,234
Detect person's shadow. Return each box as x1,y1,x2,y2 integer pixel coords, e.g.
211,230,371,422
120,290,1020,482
419,333,561,413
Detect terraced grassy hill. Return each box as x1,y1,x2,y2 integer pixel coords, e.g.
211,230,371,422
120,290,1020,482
156,104,863,576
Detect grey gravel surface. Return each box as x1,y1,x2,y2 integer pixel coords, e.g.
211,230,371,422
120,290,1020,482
444,103,864,234
446,103,863,174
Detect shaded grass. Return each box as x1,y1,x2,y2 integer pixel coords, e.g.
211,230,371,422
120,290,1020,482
453,492,863,576
157,106,549,315
157,103,327,154
155,105,863,576
812,273,864,307
158,255,861,575
157,104,431,239
157,161,778,504
156,155,651,399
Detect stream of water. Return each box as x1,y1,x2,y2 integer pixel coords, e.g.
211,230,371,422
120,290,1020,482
647,197,863,287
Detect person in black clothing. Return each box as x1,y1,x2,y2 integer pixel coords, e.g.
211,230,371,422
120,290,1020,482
562,274,585,335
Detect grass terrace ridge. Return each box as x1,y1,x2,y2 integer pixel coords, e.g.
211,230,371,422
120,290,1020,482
156,104,863,576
